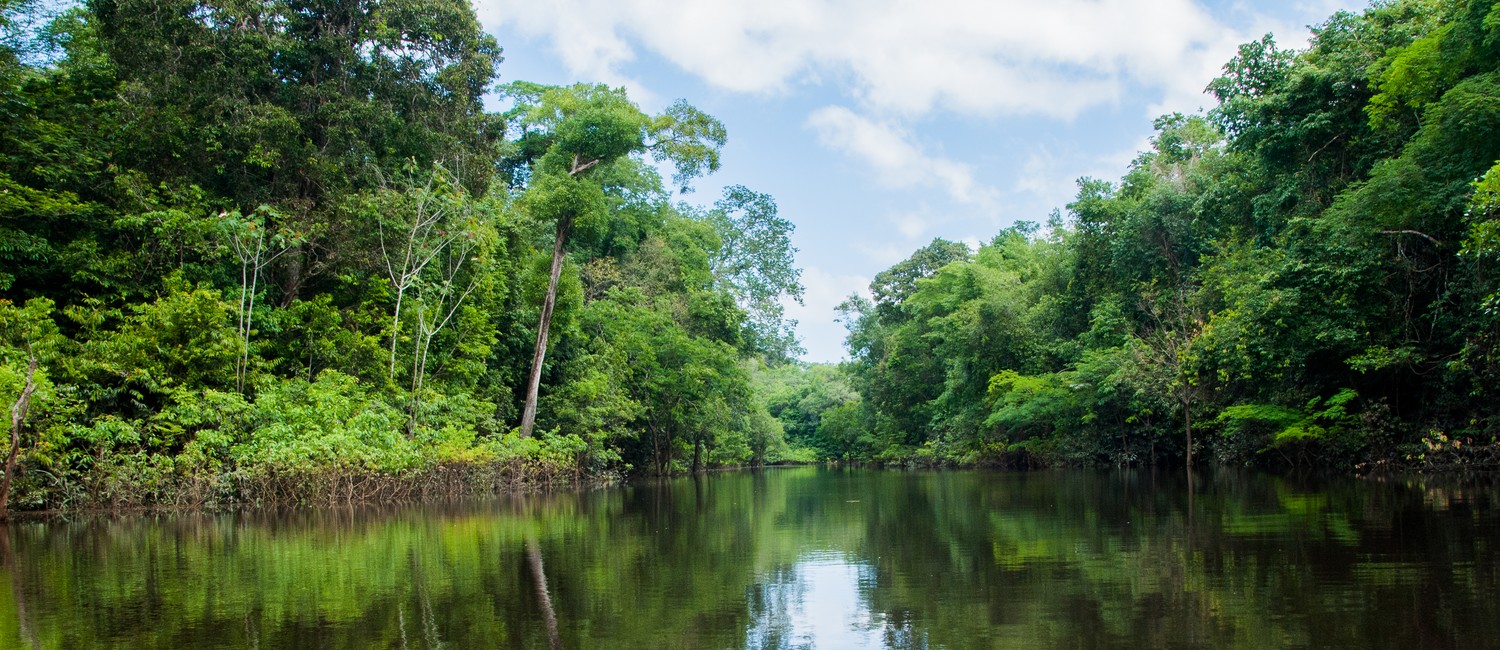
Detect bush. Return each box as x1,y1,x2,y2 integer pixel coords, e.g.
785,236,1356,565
233,371,417,474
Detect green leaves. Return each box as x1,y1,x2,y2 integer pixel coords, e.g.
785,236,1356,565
505,83,727,189
504,82,726,192
523,172,607,227
99,0,504,203
706,185,803,361
831,1,1500,470
1368,23,1459,131
0,0,793,505
565,286,752,471
652,100,727,192
1214,389,1360,459
234,371,412,474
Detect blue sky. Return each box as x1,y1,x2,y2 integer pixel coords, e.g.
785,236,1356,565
473,0,1368,362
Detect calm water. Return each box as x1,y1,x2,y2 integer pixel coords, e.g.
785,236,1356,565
2,468,1499,649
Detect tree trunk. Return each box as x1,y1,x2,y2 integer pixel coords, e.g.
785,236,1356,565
1183,397,1193,470
520,215,573,438
2,354,38,518
388,283,405,379
282,244,306,306
693,439,703,474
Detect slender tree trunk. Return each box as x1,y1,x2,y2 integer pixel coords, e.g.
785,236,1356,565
1183,396,1193,470
648,422,665,475
405,307,426,438
2,353,38,518
237,255,251,388
520,214,573,438
388,287,405,379
239,251,262,394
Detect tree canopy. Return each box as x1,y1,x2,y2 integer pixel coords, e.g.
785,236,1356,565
813,0,1500,472
0,0,803,512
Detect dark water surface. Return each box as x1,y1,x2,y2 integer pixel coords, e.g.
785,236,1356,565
2,468,1499,649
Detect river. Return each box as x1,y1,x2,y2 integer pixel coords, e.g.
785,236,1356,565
1,467,1497,648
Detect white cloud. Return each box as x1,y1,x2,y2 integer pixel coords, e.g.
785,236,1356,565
785,266,870,362
1006,141,1144,222
853,242,912,267
477,0,1255,120
807,106,999,207
1103,135,1154,174
890,211,931,240
1013,147,1075,210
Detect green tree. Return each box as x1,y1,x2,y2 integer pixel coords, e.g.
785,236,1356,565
0,297,60,515
705,185,804,362
504,83,726,438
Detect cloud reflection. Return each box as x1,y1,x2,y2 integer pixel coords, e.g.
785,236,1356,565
746,552,890,649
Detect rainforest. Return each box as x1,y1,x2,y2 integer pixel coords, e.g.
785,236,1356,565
2,0,1500,516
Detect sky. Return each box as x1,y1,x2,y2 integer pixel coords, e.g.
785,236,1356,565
472,0,1370,363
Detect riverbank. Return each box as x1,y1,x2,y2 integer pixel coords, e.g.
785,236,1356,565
2,430,615,516
832,434,1500,478
10,428,1496,517
4,444,834,516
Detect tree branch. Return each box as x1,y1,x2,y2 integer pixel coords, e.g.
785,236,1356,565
1380,230,1442,246
569,154,601,176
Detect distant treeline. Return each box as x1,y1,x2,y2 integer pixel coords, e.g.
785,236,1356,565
765,0,1500,472
0,0,805,511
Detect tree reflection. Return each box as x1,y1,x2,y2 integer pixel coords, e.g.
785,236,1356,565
0,469,1495,648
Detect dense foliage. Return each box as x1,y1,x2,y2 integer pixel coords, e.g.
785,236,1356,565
826,0,1500,471
6,0,1498,511
0,0,803,510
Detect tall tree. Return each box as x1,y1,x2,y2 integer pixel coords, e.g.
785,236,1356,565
705,185,804,362
91,0,504,299
504,83,725,438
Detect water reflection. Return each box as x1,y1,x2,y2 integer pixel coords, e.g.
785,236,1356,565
0,468,1497,648
747,554,881,649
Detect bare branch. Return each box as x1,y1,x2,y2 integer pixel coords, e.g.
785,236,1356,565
1307,134,1342,163
569,155,601,176
1379,230,1442,246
